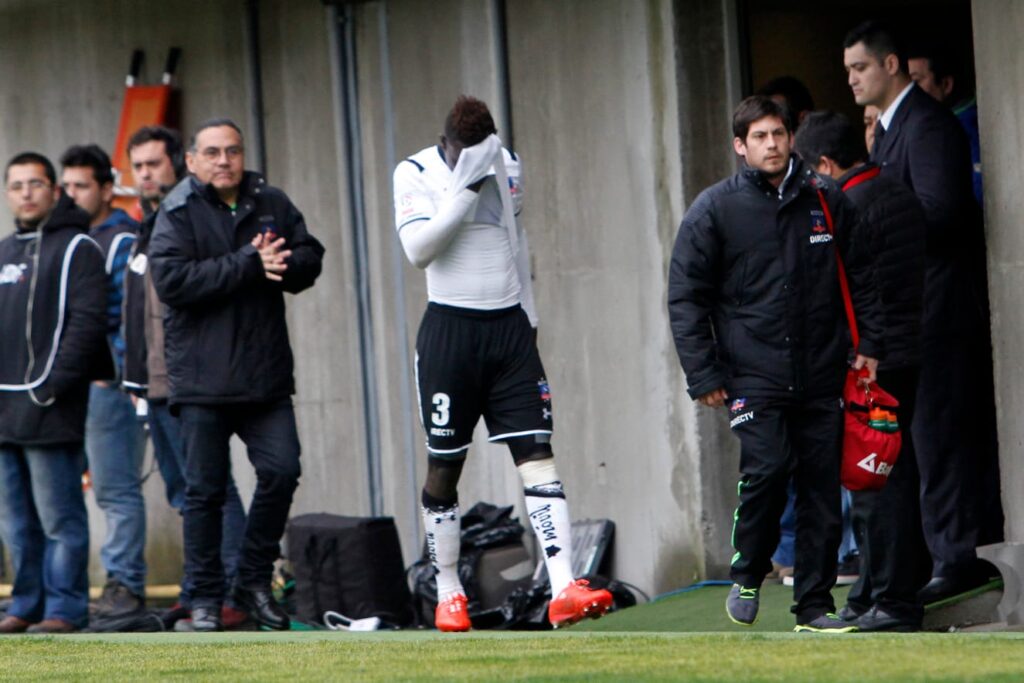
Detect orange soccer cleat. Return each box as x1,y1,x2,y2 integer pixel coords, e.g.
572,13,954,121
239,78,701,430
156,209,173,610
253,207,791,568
548,579,614,628
435,593,471,632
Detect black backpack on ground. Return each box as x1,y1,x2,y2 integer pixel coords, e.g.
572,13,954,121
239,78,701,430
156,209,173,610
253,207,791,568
287,513,413,628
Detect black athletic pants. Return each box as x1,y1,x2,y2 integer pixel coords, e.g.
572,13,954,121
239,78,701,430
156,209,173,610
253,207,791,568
728,396,843,623
847,366,930,623
179,399,301,605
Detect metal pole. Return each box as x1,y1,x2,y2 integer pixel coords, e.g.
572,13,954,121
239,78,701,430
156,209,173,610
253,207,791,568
244,0,268,175
375,0,422,540
327,2,384,516
490,0,514,149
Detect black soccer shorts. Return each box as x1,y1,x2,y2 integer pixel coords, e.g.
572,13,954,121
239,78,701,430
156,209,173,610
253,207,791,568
414,302,554,456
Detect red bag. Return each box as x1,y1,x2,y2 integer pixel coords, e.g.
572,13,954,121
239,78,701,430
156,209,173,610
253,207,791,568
816,188,902,491
841,369,902,490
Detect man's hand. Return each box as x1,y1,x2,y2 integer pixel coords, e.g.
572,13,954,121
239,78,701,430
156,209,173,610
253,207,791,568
697,387,729,408
852,354,879,387
251,232,291,282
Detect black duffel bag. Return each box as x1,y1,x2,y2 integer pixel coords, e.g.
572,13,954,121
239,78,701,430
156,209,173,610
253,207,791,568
287,514,413,627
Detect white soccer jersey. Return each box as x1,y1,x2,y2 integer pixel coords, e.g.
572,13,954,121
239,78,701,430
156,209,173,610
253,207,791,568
393,144,537,324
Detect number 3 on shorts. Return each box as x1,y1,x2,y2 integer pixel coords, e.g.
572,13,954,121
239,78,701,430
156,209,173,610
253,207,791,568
431,393,451,426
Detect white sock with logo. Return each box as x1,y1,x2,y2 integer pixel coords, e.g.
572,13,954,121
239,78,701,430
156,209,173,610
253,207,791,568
519,458,575,595
423,503,464,603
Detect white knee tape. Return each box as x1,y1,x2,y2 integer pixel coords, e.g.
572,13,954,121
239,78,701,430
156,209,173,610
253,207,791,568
517,457,559,488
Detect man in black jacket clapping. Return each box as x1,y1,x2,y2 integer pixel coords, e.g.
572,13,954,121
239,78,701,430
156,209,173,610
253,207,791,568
150,119,324,632
669,96,884,633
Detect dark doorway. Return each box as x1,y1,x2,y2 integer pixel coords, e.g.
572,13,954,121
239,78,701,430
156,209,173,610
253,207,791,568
738,0,975,124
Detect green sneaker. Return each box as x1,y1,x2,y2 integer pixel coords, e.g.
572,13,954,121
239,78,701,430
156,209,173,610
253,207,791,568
794,613,859,633
726,584,759,626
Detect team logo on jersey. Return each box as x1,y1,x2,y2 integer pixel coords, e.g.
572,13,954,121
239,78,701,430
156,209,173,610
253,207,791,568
508,177,521,196
810,210,827,233
538,379,551,402
0,263,27,286
729,398,746,413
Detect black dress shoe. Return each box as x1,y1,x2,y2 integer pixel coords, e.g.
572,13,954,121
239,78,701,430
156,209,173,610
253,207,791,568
917,575,987,605
232,585,290,631
855,605,920,632
191,605,223,632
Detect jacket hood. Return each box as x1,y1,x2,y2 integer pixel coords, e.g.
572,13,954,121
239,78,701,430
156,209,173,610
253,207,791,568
23,193,91,235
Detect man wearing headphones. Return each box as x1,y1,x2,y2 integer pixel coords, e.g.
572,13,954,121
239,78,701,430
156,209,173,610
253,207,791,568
60,143,149,619
0,152,111,633
120,126,248,630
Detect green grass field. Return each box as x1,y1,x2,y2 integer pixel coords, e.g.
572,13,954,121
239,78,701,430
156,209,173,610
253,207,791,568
4,584,1022,681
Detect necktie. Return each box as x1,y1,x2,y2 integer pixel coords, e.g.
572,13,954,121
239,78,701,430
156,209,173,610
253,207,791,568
872,120,886,155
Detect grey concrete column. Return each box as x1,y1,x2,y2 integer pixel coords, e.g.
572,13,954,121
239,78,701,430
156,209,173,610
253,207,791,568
973,1,1024,543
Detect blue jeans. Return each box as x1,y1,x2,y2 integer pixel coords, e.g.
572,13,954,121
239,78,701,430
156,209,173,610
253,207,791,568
839,487,858,561
774,482,858,568
772,480,797,568
0,444,90,627
86,383,148,595
149,401,247,607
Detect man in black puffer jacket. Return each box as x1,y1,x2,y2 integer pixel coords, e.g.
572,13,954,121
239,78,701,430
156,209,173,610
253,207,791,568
796,111,928,632
0,152,112,634
669,97,884,632
150,119,324,633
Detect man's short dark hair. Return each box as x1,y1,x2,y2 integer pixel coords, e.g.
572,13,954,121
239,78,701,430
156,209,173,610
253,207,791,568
59,144,114,186
756,76,815,120
732,95,791,141
906,40,954,82
189,118,244,151
128,125,186,178
794,111,867,171
844,20,908,74
5,151,57,185
444,96,497,146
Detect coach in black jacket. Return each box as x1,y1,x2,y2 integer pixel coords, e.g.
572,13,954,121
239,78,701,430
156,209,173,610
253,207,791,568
796,111,929,631
844,21,1001,604
669,97,883,632
150,119,324,632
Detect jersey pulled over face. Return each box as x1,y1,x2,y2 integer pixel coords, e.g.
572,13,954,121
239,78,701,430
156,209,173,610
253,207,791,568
393,145,524,311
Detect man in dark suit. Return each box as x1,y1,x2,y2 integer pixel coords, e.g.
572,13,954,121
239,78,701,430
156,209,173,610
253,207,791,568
842,20,1002,604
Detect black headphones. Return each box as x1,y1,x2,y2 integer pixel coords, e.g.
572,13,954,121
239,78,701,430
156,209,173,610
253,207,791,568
164,131,187,180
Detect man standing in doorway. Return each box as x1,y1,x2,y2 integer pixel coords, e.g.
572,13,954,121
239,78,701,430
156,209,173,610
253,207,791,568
669,96,884,632
60,144,148,618
120,125,248,629
393,95,612,632
0,152,111,633
844,20,1000,603
150,118,324,632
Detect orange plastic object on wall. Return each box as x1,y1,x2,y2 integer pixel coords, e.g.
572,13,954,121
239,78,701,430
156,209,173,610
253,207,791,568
110,49,180,220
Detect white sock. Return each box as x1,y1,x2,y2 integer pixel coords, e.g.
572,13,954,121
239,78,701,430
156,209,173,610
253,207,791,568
519,459,575,595
422,503,464,602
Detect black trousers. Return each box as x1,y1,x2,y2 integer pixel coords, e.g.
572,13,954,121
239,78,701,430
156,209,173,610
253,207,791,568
847,366,930,622
179,399,301,605
728,396,843,623
913,330,1002,579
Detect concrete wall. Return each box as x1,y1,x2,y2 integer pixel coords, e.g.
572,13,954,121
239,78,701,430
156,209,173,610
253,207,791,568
973,1,1024,543
0,0,755,596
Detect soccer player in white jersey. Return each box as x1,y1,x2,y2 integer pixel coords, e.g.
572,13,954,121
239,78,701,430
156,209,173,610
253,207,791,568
393,96,612,632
